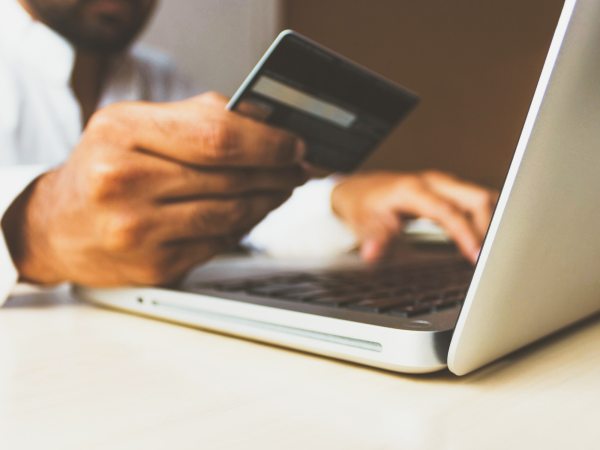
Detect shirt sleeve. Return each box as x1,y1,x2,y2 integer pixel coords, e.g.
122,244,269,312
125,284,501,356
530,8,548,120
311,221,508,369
243,176,358,259
0,166,47,306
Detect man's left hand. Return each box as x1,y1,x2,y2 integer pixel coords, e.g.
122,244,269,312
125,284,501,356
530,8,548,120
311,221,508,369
331,171,498,263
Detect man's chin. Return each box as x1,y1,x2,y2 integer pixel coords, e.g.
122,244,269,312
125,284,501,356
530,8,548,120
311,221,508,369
23,0,155,55
57,22,138,54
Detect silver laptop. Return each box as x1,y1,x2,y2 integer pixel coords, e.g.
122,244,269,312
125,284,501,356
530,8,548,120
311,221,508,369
76,0,600,375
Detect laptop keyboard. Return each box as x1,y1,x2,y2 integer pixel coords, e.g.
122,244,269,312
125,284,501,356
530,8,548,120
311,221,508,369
193,260,474,318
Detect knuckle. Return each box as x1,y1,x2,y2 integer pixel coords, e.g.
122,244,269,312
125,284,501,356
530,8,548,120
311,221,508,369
87,108,114,132
86,105,136,149
88,105,127,134
395,174,422,192
474,189,494,208
87,161,139,202
87,161,120,202
200,119,239,162
103,212,146,252
421,169,444,181
200,91,227,106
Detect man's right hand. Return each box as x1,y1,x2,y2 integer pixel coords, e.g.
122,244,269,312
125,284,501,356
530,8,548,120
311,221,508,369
3,92,306,286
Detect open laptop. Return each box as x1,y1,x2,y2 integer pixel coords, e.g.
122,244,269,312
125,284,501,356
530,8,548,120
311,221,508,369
76,0,600,375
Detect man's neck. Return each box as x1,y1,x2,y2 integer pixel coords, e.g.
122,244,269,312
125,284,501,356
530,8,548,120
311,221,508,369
71,52,111,126
18,0,112,126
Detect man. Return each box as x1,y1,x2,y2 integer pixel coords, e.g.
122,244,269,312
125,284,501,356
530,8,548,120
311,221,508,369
0,0,497,304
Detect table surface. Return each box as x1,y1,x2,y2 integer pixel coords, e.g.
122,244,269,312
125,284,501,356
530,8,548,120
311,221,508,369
1,286,598,450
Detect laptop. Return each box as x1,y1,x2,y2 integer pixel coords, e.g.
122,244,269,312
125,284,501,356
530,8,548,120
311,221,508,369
76,0,600,375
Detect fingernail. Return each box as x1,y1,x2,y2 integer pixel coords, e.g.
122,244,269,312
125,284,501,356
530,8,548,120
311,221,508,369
471,248,480,263
361,240,380,262
295,139,306,162
360,245,374,262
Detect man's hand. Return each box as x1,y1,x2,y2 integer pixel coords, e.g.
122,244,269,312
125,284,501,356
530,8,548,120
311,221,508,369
331,171,498,263
3,93,306,286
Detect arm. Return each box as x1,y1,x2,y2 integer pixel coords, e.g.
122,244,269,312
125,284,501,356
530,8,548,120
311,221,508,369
1,92,306,299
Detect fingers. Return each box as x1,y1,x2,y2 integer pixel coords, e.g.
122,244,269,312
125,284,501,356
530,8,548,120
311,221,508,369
357,211,402,263
127,238,228,286
395,183,481,262
157,235,246,285
167,242,226,282
95,93,306,168
115,150,307,201
360,239,386,262
360,233,398,263
153,192,290,242
234,99,273,121
332,171,496,264
157,166,306,202
421,171,497,238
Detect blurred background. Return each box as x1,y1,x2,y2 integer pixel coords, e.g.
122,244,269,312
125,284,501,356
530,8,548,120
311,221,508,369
141,0,565,188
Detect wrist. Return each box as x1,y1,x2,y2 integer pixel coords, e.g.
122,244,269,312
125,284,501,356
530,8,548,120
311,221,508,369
1,174,63,285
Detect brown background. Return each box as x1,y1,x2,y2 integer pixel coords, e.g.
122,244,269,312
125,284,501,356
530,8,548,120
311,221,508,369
282,0,565,188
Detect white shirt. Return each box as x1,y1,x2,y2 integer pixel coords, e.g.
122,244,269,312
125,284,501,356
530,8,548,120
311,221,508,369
0,0,356,306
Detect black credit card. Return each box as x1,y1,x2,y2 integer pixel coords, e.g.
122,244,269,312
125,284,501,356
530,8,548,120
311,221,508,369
227,30,419,172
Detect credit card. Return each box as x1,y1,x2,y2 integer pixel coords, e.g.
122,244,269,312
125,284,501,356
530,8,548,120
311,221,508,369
227,30,419,172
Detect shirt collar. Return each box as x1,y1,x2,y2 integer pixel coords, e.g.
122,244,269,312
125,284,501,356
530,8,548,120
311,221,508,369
0,0,76,85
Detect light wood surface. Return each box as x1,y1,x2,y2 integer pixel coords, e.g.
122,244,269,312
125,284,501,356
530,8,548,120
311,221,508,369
1,287,598,450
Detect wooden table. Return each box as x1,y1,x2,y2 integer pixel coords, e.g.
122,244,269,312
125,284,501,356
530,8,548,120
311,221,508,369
1,286,598,450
